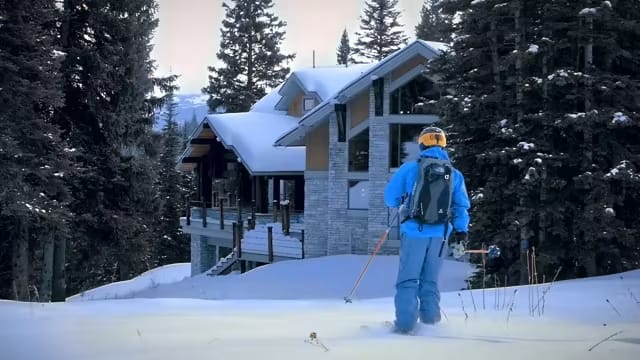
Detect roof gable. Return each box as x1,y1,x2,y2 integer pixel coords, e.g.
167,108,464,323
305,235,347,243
274,64,374,111
274,40,448,147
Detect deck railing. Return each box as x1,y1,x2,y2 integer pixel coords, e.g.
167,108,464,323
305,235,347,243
184,196,303,235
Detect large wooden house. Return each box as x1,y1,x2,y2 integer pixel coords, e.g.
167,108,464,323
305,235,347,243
178,39,447,276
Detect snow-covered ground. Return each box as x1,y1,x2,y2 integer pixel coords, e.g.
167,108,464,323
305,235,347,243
66,262,191,301
1,255,639,360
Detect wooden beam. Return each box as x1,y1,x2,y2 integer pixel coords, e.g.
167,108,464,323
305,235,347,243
190,138,216,145
181,157,200,163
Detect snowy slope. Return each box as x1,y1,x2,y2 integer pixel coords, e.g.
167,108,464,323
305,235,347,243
66,255,474,301
1,256,639,360
66,263,190,302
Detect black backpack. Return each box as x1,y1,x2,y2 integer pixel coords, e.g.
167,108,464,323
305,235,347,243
406,157,454,225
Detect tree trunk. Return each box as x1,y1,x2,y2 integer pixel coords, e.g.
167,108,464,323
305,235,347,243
11,221,30,301
41,231,55,302
542,47,549,100
51,236,67,302
519,244,529,285
538,165,548,249
514,2,524,122
582,247,597,277
247,1,254,98
584,16,593,112
490,18,502,96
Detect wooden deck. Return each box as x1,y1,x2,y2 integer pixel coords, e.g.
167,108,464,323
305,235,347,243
180,216,305,263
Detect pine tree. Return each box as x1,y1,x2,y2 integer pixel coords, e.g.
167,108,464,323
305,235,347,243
0,0,70,301
202,0,296,113
156,81,190,266
415,0,451,43
336,28,354,66
430,0,640,285
352,0,409,62
183,110,199,150
58,0,164,293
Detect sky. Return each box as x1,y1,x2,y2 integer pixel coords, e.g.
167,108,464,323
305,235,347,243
150,0,425,95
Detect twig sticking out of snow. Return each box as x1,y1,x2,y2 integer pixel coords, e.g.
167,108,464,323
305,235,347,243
502,274,508,311
441,309,449,322
506,289,518,326
467,280,477,312
619,275,640,306
588,330,623,352
494,275,499,310
532,248,541,317
458,293,470,321
605,298,622,317
541,274,546,314
532,266,562,315
482,243,487,311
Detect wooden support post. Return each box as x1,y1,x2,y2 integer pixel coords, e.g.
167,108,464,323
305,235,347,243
251,199,256,229
273,200,279,222
233,222,242,259
232,222,237,254
186,196,191,226
219,199,224,230
267,226,274,263
201,200,207,228
300,229,305,259
283,203,290,236
238,222,246,273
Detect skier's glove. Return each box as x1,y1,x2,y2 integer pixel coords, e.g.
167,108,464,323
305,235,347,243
450,232,468,259
398,203,409,220
451,231,468,244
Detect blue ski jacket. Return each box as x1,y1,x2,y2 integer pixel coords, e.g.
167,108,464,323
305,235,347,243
384,146,470,240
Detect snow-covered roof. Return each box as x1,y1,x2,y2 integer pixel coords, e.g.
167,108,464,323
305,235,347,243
274,40,446,147
250,84,286,114
275,64,375,111
417,39,450,54
293,64,375,100
205,112,304,175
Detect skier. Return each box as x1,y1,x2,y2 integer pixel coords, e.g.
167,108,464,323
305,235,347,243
384,126,471,334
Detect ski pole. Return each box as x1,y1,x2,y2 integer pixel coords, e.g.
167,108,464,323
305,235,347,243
344,210,400,303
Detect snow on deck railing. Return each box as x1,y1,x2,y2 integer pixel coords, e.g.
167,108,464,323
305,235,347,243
241,223,303,259
184,200,303,232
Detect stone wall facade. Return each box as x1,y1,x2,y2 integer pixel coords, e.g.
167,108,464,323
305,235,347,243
367,76,397,255
327,112,350,255
190,234,216,276
302,171,329,257
302,74,404,257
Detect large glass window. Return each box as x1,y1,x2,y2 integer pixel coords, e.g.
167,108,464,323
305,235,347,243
389,124,428,169
348,128,369,172
390,75,441,115
348,180,368,209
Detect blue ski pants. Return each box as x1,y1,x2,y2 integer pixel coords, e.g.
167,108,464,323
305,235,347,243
394,234,446,332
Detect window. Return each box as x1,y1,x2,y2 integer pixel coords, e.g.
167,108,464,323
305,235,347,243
348,128,369,172
303,97,316,111
390,75,441,115
348,180,368,209
373,78,384,116
389,124,429,169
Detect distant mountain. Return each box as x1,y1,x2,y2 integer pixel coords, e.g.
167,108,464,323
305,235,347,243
153,93,210,131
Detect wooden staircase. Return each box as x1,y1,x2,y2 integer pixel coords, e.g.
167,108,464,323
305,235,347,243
206,250,238,276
